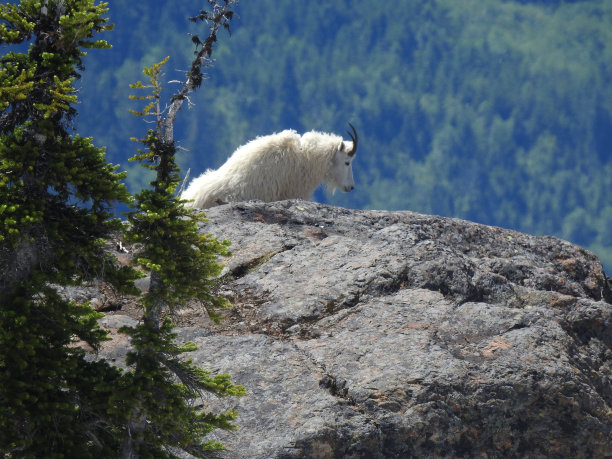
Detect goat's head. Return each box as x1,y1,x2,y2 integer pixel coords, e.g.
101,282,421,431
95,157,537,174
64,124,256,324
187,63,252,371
330,123,358,193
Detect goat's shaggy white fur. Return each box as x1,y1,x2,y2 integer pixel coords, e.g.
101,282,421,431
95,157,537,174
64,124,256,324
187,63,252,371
181,128,357,209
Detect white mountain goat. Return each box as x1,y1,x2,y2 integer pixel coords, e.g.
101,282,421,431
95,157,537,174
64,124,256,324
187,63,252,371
181,123,359,209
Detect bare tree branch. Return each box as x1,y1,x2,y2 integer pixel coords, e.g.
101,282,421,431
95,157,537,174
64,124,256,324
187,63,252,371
162,1,237,144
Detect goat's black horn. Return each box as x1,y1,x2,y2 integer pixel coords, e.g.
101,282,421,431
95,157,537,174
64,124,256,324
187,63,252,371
347,122,358,157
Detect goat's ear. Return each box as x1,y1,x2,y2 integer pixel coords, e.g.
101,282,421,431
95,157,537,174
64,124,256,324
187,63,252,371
338,142,345,151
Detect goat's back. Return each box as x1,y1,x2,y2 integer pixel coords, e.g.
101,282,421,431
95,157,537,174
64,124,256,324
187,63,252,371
184,130,314,207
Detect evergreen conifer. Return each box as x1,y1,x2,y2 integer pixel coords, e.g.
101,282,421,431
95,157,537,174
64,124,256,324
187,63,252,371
1,1,244,456
0,1,138,455
119,2,245,457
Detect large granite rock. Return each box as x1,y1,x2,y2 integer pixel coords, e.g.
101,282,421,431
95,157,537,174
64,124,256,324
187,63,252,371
101,201,612,458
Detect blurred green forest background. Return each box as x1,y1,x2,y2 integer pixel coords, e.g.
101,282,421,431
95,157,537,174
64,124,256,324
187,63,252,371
76,0,612,272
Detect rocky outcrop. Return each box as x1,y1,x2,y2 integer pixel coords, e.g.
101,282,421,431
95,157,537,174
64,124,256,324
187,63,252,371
100,201,612,458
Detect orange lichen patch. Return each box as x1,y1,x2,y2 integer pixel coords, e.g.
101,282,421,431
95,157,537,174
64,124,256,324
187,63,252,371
481,337,512,357
559,258,578,270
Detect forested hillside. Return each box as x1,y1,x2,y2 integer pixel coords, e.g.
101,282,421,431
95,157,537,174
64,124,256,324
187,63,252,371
78,0,612,271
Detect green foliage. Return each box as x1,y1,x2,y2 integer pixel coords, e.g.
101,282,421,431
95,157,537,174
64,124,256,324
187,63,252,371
126,124,233,320
2,1,242,457
119,4,245,454
128,55,169,120
116,317,244,457
1,283,125,456
126,56,232,320
0,0,139,456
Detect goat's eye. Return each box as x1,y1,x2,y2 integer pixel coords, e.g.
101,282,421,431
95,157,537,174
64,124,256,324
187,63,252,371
345,161,350,166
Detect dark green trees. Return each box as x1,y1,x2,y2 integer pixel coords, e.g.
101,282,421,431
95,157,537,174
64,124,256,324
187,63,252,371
77,0,612,272
0,0,135,455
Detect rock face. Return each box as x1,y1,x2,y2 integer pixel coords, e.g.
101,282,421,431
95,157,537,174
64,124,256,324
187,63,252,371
101,201,612,458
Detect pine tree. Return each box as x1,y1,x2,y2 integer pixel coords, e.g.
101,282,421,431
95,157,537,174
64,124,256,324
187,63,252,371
119,2,245,457
0,0,139,456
